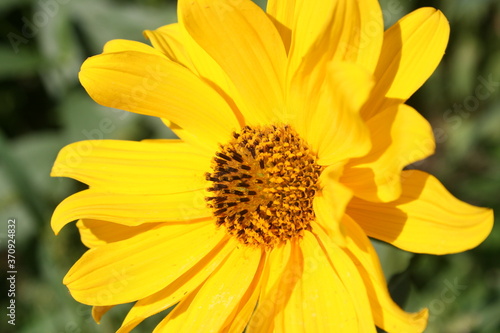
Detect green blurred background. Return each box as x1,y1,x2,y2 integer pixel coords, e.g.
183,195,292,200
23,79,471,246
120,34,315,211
0,0,499,332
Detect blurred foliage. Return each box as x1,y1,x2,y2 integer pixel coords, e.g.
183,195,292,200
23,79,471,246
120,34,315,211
0,0,499,332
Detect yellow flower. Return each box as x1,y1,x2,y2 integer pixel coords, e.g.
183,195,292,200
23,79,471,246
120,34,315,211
51,0,493,332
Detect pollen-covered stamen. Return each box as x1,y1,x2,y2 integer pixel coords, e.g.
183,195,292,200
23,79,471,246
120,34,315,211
206,124,323,249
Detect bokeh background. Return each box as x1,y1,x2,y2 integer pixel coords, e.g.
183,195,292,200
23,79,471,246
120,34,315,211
0,0,499,332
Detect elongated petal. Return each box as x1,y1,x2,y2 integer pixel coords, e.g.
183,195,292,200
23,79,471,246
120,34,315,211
313,166,353,246
282,0,383,82
362,8,449,119
145,22,250,146
341,104,435,202
247,242,292,332
160,118,217,154
275,232,358,331
342,216,428,332
143,24,192,67
224,254,265,333
90,39,211,149
145,23,245,131
79,49,240,149
154,246,263,332
265,0,295,52
64,222,226,305
153,24,247,126
103,39,161,55
117,238,237,333
354,0,384,73
144,23,245,129
51,189,211,234
278,0,336,76
312,223,376,332
290,61,372,165
347,170,494,254
77,219,162,248
51,140,209,194
179,0,287,124
92,306,114,324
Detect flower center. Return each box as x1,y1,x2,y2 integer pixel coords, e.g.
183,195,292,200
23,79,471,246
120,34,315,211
205,124,322,249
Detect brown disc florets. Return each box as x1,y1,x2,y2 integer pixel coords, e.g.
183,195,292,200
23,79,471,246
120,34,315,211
205,124,322,249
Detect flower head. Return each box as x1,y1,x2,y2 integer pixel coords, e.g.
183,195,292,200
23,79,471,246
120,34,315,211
51,0,493,332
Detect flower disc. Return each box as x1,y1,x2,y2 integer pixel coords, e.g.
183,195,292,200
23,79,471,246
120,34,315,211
206,125,322,249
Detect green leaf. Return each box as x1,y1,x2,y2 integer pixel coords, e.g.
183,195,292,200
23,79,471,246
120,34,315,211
0,0,26,13
388,270,412,308
0,46,41,79
35,0,83,99
56,88,144,142
0,130,64,244
69,0,177,53
372,240,414,280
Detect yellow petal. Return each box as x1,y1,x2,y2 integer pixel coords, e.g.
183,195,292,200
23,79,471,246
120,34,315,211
51,139,210,194
224,254,265,333
313,165,353,246
154,246,263,332
283,0,383,82
362,8,450,119
247,242,292,332
275,232,358,331
51,189,211,235
102,39,161,55
265,0,295,53
341,215,428,332
312,223,376,332
92,305,114,324
290,61,372,165
143,24,192,67
179,0,287,125
116,238,237,333
152,285,199,333
77,219,162,248
354,0,384,74
79,48,240,150
269,0,335,74
147,23,246,132
159,119,217,155
341,104,435,202
64,221,226,305
163,25,246,123
347,170,494,254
